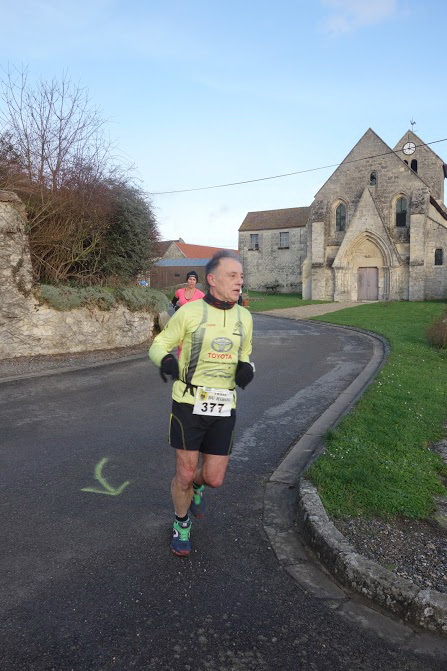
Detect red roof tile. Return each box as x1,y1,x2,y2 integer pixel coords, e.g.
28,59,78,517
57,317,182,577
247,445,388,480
176,243,237,258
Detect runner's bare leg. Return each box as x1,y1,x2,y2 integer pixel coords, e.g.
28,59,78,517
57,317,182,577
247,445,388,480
171,450,199,517
194,454,230,488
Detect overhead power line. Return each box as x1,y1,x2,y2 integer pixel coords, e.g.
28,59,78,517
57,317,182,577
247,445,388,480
149,138,447,195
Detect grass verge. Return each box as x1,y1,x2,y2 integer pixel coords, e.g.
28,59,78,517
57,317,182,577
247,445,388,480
306,301,447,519
37,284,169,313
247,291,330,312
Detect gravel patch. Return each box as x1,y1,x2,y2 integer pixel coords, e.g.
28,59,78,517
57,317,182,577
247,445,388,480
334,516,447,593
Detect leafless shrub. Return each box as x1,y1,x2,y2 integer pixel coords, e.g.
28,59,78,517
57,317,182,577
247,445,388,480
0,66,157,284
426,310,447,350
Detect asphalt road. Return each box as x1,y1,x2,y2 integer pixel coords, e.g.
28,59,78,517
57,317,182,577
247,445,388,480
1,314,444,671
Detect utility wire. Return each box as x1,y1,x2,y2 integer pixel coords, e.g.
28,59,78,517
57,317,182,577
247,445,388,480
149,138,447,195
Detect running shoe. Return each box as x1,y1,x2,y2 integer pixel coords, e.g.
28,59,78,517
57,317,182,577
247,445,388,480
171,519,192,557
189,485,206,519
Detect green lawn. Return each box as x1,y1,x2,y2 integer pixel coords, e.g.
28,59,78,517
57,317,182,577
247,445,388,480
306,301,447,519
247,291,329,312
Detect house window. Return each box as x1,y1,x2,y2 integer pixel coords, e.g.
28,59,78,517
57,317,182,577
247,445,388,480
435,248,443,266
411,159,418,173
336,203,346,232
370,171,377,186
249,233,259,250
174,273,180,277
279,231,289,248
395,197,407,227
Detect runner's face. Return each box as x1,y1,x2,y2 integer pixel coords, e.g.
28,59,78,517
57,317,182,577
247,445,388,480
207,258,243,303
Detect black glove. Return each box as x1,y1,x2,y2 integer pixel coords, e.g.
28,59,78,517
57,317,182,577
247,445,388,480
160,354,179,382
235,361,254,390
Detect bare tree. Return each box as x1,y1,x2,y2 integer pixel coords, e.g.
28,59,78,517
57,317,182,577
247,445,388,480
0,66,111,191
0,66,145,284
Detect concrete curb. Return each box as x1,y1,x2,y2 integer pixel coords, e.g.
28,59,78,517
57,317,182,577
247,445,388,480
298,479,447,636
263,319,447,653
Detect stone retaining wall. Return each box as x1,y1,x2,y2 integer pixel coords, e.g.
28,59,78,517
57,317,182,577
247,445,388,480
298,478,447,636
0,190,163,359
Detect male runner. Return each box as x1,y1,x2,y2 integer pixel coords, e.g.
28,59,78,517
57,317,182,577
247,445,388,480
149,250,254,556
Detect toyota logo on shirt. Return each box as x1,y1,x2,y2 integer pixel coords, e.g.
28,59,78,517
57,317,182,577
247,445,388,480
211,337,233,352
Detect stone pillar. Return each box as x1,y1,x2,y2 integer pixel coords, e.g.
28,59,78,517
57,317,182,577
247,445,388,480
408,213,426,300
301,255,312,299
0,192,36,358
310,221,326,299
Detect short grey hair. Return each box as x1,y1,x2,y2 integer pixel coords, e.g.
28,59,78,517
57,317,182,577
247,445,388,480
205,250,240,279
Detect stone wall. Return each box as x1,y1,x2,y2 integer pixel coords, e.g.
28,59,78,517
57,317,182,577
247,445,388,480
424,205,447,299
0,191,164,360
238,227,307,292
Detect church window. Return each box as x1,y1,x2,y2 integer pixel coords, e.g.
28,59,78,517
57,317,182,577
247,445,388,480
435,248,443,266
249,233,259,250
370,171,377,186
411,159,418,173
336,203,346,232
279,231,289,248
395,197,407,227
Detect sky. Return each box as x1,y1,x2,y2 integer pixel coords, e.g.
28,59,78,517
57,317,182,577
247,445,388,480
0,0,446,248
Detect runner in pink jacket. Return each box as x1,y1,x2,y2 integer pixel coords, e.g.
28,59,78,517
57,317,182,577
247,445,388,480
172,271,205,311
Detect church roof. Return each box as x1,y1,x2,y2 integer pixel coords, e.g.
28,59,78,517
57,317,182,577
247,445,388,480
239,207,310,231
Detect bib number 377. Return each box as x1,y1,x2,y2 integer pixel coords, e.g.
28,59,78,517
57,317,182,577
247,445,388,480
193,387,234,417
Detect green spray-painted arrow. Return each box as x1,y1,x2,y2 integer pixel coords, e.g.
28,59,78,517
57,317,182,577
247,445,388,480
81,457,130,496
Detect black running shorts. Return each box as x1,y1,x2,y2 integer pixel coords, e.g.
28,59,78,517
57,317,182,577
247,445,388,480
169,400,236,456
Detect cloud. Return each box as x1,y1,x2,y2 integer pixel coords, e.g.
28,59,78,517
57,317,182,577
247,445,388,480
320,0,398,36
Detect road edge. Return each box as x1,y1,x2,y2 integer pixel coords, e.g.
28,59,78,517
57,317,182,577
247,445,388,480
263,319,447,658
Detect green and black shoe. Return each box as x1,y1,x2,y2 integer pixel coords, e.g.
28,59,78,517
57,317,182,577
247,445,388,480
189,484,206,519
171,519,192,557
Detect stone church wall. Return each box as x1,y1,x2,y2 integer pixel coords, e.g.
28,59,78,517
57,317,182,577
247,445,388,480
307,130,447,301
424,207,447,299
314,161,425,244
239,227,307,292
0,191,162,360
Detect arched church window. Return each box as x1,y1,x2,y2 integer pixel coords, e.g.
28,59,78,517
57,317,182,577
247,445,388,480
395,197,407,227
335,203,346,232
411,159,418,173
435,248,443,266
370,171,377,186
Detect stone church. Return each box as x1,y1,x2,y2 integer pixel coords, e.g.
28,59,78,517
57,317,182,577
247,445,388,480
238,129,447,301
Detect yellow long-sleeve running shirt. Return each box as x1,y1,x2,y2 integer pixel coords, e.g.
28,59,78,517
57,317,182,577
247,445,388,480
149,299,253,407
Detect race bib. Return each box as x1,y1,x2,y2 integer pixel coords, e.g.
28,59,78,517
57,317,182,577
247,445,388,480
193,387,234,417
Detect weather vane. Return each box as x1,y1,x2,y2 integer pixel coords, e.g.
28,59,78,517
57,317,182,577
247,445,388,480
410,118,416,131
